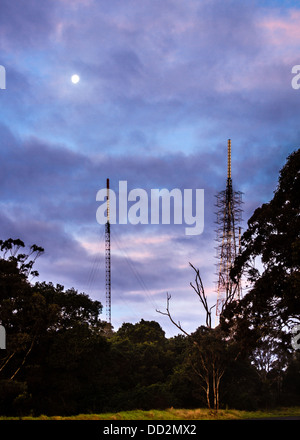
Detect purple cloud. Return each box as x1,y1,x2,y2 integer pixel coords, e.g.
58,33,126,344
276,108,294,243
0,0,299,335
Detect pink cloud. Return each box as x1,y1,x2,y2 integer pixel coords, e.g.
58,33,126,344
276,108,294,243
259,9,300,56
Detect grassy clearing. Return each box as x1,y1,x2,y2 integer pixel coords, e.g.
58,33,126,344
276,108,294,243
1,407,300,420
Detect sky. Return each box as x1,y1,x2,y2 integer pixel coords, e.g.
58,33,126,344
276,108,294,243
0,0,299,337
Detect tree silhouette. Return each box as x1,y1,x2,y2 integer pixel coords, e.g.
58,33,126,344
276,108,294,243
224,149,300,340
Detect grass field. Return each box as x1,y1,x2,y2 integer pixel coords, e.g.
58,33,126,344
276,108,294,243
1,407,300,420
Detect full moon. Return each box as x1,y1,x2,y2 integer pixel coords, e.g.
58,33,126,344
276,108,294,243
71,74,80,84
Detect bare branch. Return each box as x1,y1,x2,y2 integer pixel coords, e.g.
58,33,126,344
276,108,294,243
10,336,36,380
189,262,215,328
156,293,191,337
0,351,16,373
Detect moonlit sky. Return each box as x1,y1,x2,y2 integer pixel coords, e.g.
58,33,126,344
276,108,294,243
0,0,299,337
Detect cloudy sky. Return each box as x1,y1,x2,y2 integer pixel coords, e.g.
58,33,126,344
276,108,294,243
0,0,299,337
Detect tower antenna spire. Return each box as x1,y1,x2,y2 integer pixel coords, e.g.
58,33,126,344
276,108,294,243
215,140,243,319
227,139,231,180
105,178,112,325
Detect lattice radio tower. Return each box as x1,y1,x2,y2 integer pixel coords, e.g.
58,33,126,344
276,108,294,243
215,140,243,318
105,178,112,324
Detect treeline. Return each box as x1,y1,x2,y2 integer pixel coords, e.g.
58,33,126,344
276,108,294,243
0,245,299,416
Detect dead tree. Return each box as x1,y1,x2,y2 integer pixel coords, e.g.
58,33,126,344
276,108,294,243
157,263,227,411
189,263,215,328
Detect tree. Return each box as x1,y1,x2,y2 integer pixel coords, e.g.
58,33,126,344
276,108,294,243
223,149,300,346
115,319,166,344
0,238,105,415
0,239,46,382
0,238,44,280
102,320,178,412
220,150,300,408
157,264,235,411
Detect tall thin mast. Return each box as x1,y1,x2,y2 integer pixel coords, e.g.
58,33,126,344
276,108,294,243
105,178,111,324
227,138,231,180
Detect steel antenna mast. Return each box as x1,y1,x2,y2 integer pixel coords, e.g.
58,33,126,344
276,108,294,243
105,178,112,324
215,140,243,319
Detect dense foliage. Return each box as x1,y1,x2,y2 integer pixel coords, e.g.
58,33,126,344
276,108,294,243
226,149,300,332
0,243,299,416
